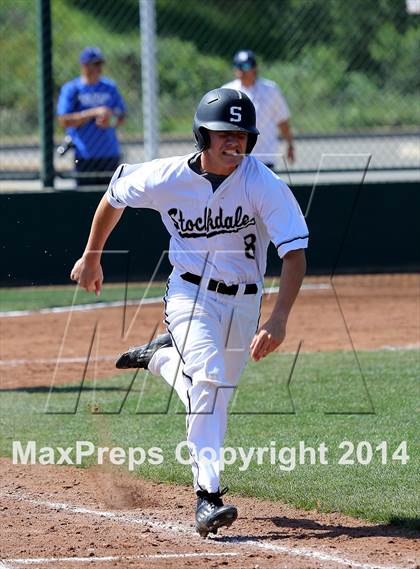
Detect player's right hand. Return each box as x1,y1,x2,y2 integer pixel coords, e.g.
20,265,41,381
70,257,103,296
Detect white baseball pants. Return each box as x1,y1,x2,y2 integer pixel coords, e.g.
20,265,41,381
149,269,262,493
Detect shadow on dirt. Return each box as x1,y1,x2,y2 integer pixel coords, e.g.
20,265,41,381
0,384,141,394
258,515,420,536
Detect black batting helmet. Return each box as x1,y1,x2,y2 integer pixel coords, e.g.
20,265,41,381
193,88,259,154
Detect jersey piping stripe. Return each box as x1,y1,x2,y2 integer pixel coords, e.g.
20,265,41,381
108,164,124,204
236,90,243,99
275,234,309,249
163,278,204,492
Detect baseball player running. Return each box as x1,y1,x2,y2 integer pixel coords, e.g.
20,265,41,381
70,88,308,538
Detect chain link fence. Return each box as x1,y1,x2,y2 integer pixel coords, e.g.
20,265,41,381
0,0,419,185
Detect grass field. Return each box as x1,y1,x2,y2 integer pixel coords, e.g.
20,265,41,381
0,284,166,312
0,279,282,312
1,349,418,529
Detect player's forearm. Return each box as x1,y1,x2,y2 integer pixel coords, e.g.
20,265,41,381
82,194,124,263
271,249,306,323
278,120,294,146
58,110,96,128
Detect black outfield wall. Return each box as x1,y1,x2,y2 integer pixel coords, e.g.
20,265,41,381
1,182,419,286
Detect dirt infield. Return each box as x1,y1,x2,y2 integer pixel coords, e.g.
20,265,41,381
1,274,419,568
1,274,419,390
0,460,420,569
1,459,419,569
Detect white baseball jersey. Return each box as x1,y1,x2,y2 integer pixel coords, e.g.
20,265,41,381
107,154,308,285
108,153,308,494
222,78,289,160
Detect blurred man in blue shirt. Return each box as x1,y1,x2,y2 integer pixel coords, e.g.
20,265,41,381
57,47,126,186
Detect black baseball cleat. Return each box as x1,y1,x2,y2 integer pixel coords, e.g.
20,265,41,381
115,332,172,369
195,487,238,538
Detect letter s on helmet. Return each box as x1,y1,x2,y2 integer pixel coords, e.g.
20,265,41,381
193,88,259,154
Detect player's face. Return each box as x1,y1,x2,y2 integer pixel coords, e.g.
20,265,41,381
203,131,248,175
81,61,104,83
234,66,257,86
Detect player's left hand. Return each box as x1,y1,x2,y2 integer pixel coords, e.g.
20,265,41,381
250,317,286,362
94,106,113,128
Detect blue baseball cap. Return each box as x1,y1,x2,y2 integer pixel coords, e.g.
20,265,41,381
79,47,105,65
233,50,257,71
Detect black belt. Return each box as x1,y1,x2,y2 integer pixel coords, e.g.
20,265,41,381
180,272,258,296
